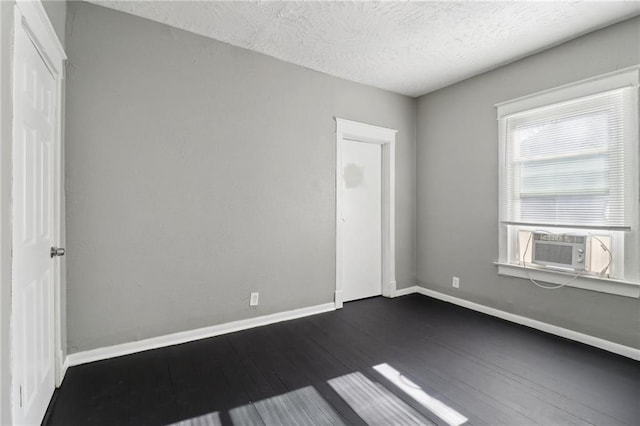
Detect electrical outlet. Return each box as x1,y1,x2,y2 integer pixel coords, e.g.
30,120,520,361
452,277,460,289
250,292,259,306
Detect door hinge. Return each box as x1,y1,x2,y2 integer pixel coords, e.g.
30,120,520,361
19,385,23,408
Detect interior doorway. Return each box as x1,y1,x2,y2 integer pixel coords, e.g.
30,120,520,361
335,118,397,307
340,139,383,302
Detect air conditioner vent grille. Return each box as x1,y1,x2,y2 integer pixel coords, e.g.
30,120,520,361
535,244,573,265
532,232,586,270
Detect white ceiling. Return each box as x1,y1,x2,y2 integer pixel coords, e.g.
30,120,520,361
87,1,640,97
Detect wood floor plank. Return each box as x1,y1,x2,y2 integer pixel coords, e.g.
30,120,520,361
304,308,521,426
346,296,638,425
45,294,640,426
338,298,595,425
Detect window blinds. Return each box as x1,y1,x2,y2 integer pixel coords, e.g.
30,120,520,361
502,87,635,230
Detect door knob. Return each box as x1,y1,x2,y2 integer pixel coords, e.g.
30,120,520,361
50,247,65,258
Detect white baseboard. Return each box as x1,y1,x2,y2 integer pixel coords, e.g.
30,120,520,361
65,288,639,368
66,302,336,367
403,286,639,361
393,285,419,297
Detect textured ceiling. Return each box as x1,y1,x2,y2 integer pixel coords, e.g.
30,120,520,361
87,1,640,97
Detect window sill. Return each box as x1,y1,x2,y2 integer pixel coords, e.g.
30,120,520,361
494,262,640,298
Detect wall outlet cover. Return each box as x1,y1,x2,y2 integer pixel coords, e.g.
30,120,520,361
250,292,259,306
452,277,460,288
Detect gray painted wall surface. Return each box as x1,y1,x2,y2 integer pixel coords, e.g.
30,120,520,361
42,0,66,47
416,16,640,349
65,2,416,352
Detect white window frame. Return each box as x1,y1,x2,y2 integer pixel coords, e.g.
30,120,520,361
496,66,640,298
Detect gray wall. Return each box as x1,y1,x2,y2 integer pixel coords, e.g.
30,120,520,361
416,16,640,349
65,2,416,353
42,0,66,47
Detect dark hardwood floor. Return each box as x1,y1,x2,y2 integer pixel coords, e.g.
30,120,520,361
45,294,640,426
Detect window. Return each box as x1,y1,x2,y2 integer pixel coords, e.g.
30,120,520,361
497,67,639,294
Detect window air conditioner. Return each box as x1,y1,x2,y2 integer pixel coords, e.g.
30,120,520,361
532,233,586,271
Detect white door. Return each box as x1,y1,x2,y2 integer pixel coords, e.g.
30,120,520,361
12,21,57,426
341,140,382,302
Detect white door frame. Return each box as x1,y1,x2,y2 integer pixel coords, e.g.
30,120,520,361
335,118,397,308
11,0,66,420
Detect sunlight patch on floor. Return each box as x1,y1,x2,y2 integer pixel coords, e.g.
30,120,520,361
243,386,345,425
170,364,467,425
373,363,468,426
328,371,435,425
